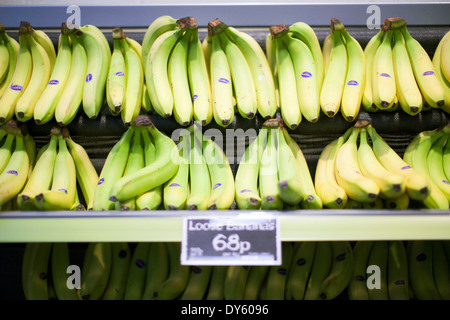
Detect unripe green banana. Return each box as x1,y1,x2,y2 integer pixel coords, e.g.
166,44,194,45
304,241,333,300
285,241,316,300
223,265,251,300
103,242,131,300
427,134,450,202
243,266,270,300
432,240,450,300
234,128,267,210
51,242,79,300
348,241,374,300
262,242,293,300
367,241,389,300
387,241,410,300
124,242,151,300
205,266,228,300
142,242,169,300
180,266,213,300
22,242,52,300
80,242,112,300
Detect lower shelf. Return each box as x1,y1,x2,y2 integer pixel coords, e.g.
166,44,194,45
1,210,449,242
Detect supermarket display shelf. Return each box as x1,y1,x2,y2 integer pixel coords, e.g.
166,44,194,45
1,210,449,243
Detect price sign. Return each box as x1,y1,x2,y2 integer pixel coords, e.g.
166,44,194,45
181,215,281,266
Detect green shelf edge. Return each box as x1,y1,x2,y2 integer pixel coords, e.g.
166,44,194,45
0,210,449,243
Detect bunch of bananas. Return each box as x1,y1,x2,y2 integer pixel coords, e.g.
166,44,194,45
16,126,98,211
0,25,20,100
0,21,111,126
265,22,323,128
402,124,450,210
348,240,450,300
235,118,322,210
163,124,235,210
92,115,179,211
364,17,446,115
0,120,35,210
106,27,144,126
203,19,277,127
315,120,433,209
320,19,365,122
143,16,213,127
433,30,450,113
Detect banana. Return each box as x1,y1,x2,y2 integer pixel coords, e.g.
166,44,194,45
234,128,267,210
322,34,333,74
108,121,179,203
186,127,210,210
387,241,410,300
79,242,112,300
400,26,445,109
334,127,380,203
284,33,320,123
0,132,14,174
392,29,423,115
361,29,385,112
259,128,283,210
372,29,396,109
106,27,126,115
367,125,430,201
340,28,365,122
188,25,213,126
432,240,450,300
142,242,169,300
347,241,374,300
384,192,410,210
275,126,303,205
54,31,87,126
304,241,333,300
432,31,450,114
273,30,301,130
34,24,72,125
363,196,384,209
320,21,348,118
31,28,56,71
0,32,9,85
0,26,20,98
163,133,189,210
79,25,110,119
180,266,213,300
65,134,98,210
357,127,405,199
262,242,293,300
219,31,257,119
427,134,450,202
0,133,30,206
408,240,442,300
319,241,354,300
117,128,145,211
202,34,212,75
124,242,151,300
366,241,389,300
22,242,52,300
444,133,450,182
243,266,270,300
441,31,450,82
135,127,163,210
92,127,134,211
141,15,179,68
15,24,52,122
18,132,58,210
168,29,193,126
51,242,79,300
314,131,351,209
151,242,191,300
205,266,228,300
0,23,33,125
209,23,234,127
141,83,153,113
70,189,85,211
203,138,235,210
224,26,277,119
35,135,76,211
223,265,251,300
145,28,183,118
407,130,449,209
285,241,316,300
102,242,131,300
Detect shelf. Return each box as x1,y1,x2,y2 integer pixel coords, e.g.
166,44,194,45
1,210,449,243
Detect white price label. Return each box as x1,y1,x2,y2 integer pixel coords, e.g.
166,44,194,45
181,215,281,266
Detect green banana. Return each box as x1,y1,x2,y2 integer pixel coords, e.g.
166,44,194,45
262,242,293,300
180,266,213,300
223,265,251,300
348,241,374,300
51,242,79,300
142,242,169,300
243,266,270,300
304,241,333,300
124,242,151,300
387,241,410,300
205,266,228,300
432,240,450,300
285,241,316,300
22,242,52,300
367,241,389,300
103,242,131,300
80,242,112,300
